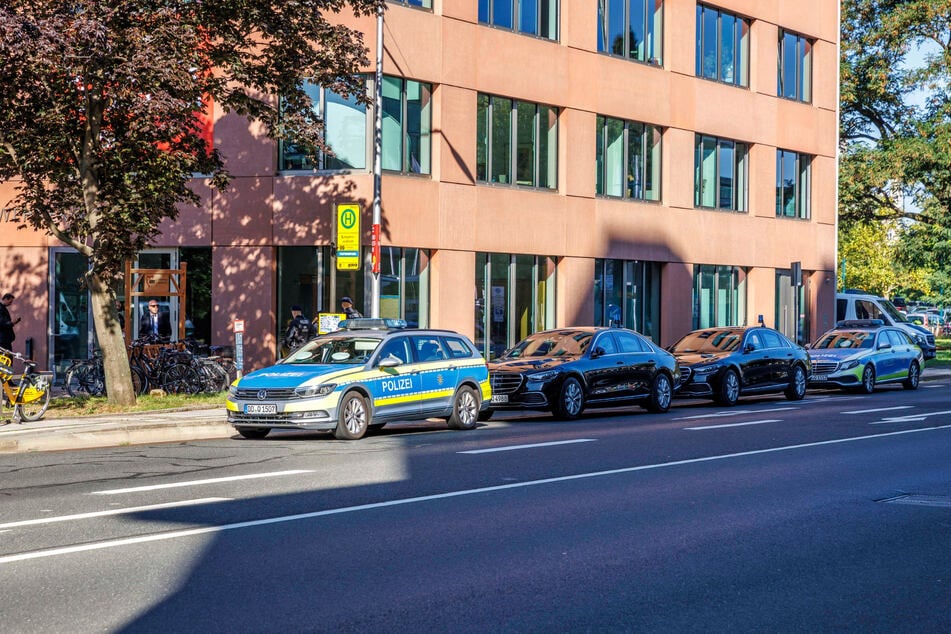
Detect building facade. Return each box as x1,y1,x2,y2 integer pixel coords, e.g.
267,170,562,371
0,0,839,376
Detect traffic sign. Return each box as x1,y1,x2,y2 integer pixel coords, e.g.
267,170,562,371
336,202,361,271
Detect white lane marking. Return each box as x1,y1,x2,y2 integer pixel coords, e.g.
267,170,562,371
923,384,944,389
871,409,951,425
4,424,949,565
458,439,596,454
0,498,232,530
843,406,914,415
90,470,313,495
684,419,782,431
675,407,796,421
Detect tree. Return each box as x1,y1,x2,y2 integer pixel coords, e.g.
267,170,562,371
839,0,951,226
838,220,930,298
0,0,384,404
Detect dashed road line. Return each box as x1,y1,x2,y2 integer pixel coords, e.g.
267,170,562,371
684,419,783,430
90,470,313,495
0,498,232,529
459,439,597,454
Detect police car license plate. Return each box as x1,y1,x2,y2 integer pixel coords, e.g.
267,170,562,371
812,374,827,381
245,404,277,415
491,394,508,404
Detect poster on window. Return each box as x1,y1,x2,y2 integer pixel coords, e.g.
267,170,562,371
491,286,505,323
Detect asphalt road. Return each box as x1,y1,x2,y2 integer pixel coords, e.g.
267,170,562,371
1,384,949,632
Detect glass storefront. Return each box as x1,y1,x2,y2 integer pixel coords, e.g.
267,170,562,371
277,245,429,346
594,258,662,342
692,264,747,328
475,252,556,359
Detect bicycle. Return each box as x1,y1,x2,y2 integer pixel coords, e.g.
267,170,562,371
0,347,52,423
65,351,147,397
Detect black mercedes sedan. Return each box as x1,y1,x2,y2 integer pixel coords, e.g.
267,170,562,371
487,327,680,419
670,326,810,406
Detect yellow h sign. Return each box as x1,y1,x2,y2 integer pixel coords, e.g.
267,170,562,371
336,203,361,271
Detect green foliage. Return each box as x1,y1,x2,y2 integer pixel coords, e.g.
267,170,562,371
838,220,929,296
840,0,951,223
839,0,951,303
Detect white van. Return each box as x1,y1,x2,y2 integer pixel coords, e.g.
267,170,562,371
836,291,936,359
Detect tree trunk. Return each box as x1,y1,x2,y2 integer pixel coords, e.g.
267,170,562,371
89,274,136,405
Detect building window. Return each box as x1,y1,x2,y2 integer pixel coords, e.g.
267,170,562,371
695,4,750,87
279,80,367,171
479,0,559,40
694,134,748,211
693,264,747,329
377,247,430,328
389,0,432,8
477,94,558,189
596,115,662,201
776,149,811,219
778,30,812,102
594,259,662,342
382,77,432,175
597,0,664,64
475,253,557,359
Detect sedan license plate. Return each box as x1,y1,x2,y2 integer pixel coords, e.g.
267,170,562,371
491,394,508,404
812,374,827,382
245,403,277,415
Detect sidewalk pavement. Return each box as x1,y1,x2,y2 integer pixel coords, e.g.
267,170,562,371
2,369,949,455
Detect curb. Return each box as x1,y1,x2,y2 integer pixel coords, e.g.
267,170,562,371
0,409,234,454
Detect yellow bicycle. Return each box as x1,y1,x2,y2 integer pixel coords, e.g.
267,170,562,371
0,347,52,423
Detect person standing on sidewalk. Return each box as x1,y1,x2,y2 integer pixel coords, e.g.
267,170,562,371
0,293,21,351
340,296,362,319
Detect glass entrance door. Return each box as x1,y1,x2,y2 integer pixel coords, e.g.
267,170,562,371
476,253,556,359
50,249,92,377
134,250,180,341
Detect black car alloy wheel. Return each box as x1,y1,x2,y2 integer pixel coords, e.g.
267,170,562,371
553,376,585,420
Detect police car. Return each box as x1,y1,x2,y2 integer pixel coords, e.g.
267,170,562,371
226,319,491,440
807,319,924,393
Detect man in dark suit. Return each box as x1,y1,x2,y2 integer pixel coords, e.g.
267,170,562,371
138,299,172,339
0,292,21,351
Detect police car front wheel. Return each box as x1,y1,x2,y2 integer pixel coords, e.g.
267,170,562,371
335,392,370,440
448,385,480,430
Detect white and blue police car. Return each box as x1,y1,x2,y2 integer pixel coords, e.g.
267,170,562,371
226,319,491,440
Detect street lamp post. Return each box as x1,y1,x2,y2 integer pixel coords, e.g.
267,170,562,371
370,5,383,318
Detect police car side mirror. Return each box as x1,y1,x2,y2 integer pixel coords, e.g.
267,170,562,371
379,356,402,368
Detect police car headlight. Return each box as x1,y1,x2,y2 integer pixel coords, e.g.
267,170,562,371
913,334,927,346
527,370,559,382
839,360,859,371
228,384,239,396
295,384,336,398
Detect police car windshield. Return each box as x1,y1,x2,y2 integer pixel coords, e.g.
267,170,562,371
812,331,875,350
284,337,380,364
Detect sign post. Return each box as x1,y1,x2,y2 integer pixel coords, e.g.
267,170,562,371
233,319,245,378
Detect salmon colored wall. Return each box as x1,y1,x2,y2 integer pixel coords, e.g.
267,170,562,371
0,0,840,368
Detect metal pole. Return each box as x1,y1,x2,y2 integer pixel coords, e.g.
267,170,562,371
370,5,383,318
